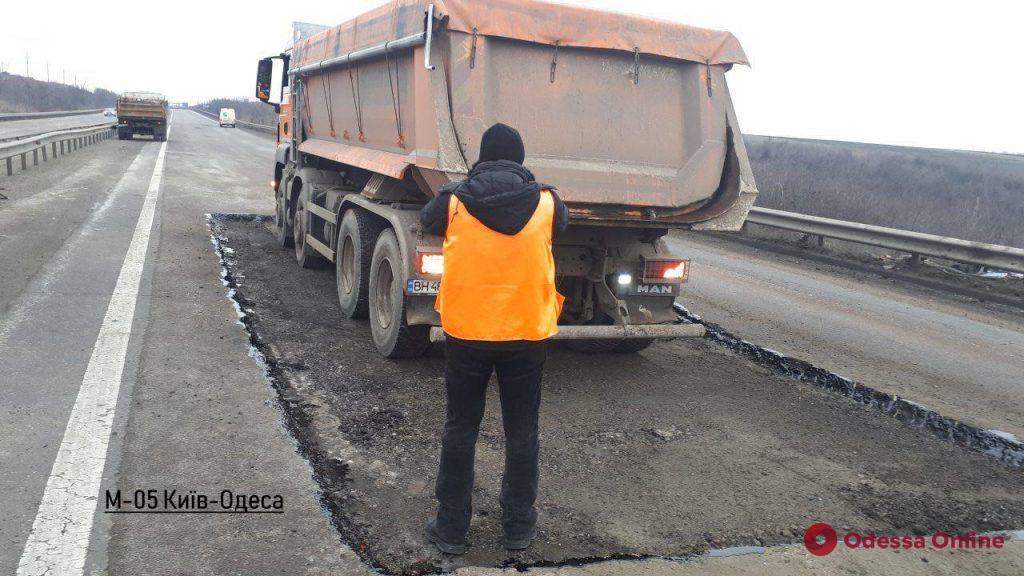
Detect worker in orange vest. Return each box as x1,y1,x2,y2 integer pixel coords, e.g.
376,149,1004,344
419,123,568,554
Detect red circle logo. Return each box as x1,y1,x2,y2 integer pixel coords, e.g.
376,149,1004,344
804,523,838,556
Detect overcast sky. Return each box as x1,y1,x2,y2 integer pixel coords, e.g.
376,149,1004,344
2,1,1021,153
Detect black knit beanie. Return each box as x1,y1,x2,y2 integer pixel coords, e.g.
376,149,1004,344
477,123,526,165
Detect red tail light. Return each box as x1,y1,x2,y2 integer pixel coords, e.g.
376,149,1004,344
417,253,444,276
644,259,688,282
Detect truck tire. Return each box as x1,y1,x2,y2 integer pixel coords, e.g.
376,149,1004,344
274,180,294,248
336,209,383,319
293,198,328,268
368,229,430,358
118,128,130,140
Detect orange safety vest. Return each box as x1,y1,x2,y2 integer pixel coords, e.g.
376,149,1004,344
436,190,564,342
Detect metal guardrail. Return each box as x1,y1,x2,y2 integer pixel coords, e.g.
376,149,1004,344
0,108,104,123
746,206,1024,274
233,119,275,134
0,121,118,144
189,109,276,134
0,123,116,177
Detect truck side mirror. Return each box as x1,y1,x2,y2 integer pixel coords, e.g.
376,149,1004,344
256,58,274,103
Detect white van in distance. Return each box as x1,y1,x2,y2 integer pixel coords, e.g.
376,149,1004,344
219,108,236,128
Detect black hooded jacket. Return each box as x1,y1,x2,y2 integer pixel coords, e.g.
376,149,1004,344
419,160,569,238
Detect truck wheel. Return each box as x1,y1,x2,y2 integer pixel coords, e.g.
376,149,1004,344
369,229,430,359
117,129,129,140
336,209,383,319
274,181,293,248
293,198,328,268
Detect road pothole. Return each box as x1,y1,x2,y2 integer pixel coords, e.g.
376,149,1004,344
209,214,1024,575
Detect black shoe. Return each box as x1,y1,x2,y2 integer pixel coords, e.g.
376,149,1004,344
503,526,536,551
426,519,467,555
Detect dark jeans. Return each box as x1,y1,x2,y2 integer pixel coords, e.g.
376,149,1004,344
434,339,546,542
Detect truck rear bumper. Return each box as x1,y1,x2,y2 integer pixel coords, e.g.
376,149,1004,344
428,323,705,344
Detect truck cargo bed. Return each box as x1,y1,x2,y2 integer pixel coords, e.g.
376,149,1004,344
287,0,758,229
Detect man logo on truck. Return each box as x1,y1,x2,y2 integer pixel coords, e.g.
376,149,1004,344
636,284,674,294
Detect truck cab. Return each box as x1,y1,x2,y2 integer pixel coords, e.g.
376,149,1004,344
277,91,292,144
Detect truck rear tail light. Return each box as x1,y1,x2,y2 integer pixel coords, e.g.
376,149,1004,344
644,259,688,282
417,253,444,276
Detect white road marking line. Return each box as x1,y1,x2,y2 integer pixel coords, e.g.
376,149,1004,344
16,123,171,576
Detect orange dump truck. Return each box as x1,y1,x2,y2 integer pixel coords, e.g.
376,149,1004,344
255,0,757,358
116,92,168,141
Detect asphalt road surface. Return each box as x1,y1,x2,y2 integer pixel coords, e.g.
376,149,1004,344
1,110,1021,575
666,232,1024,439
0,112,111,141
1,112,358,575
217,217,1024,573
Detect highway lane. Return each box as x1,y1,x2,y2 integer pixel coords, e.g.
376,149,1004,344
668,231,1024,438
1,136,156,573
0,134,139,315
0,112,111,141
102,111,365,575
0,111,365,575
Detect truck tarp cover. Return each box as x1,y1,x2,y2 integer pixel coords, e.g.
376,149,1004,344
292,0,748,67
291,0,757,226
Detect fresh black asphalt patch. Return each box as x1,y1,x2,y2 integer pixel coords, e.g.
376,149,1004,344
209,214,1024,575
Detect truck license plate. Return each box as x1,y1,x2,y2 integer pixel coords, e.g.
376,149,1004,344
407,279,440,295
